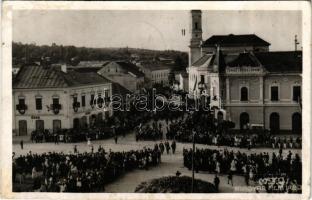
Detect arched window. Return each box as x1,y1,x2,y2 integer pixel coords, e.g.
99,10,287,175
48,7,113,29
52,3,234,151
270,112,280,134
240,87,248,101
292,112,302,134
240,112,249,130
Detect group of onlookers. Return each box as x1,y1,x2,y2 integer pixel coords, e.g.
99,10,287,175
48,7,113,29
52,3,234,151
13,146,162,192
183,147,301,193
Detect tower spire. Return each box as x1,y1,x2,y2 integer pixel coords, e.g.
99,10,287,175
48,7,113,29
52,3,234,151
189,10,203,67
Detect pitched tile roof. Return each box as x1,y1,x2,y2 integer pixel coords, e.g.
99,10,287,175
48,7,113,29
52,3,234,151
98,61,145,77
112,82,132,98
192,50,226,72
228,53,261,67
202,34,270,47
116,61,145,77
13,65,111,89
254,51,302,73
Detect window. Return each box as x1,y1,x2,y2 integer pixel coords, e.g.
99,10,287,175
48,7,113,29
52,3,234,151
18,98,25,105
104,90,109,98
90,94,95,105
271,86,279,101
200,75,205,83
293,86,301,102
35,98,42,110
240,87,248,101
73,96,78,103
81,95,86,107
195,22,198,29
52,98,59,105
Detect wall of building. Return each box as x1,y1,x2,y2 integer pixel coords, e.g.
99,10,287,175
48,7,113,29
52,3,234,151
13,84,113,136
225,74,301,131
151,69,170,85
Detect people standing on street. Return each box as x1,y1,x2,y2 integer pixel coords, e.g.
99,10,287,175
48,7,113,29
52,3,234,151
74,145,78,154
114,134,118,144
165,140,170,154
171,140,176,154
20,140,24,150
159,141,165,154
228,171,233,186
214,174,220,192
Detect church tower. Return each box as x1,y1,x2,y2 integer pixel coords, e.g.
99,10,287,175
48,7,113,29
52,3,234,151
189,10,203,66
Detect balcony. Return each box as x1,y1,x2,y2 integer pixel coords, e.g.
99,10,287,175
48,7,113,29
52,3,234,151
50,104,62,114
16,104,28,114
226,66,265,75
72,102,81,112
72,102,81,108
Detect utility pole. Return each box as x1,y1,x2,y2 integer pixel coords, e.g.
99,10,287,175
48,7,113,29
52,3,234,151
191,130,195,193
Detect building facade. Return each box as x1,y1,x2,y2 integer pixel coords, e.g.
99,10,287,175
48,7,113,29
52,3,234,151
140,64,171,87
13,65,113,136
97,61,145,92
188,10,302,133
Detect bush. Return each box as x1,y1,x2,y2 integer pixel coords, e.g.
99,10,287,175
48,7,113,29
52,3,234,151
135,176,217,193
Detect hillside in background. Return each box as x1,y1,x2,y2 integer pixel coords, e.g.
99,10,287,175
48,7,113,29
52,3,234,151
12,42,188,71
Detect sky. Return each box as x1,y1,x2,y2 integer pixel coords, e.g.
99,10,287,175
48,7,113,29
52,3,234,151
13,10,302,52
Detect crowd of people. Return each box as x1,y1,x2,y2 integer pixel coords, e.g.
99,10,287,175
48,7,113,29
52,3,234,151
135,122,163,141
13,146,162,192
183,147,301,193
166,111,301,149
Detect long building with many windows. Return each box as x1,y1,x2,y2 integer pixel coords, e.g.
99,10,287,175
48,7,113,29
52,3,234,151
13,64,113,136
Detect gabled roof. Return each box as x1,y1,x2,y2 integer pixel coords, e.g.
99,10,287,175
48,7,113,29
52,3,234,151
225,51,302,73
202,34,270,47
112,82,132,98
99,61,145,77
254,51,302,73
13,65,111,89
228,52,261,67
192,49,226,73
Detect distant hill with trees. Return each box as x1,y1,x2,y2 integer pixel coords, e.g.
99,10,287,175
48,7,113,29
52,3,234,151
12,42,188,71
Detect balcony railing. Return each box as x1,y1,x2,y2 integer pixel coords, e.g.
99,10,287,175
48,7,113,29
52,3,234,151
16,104,28,114
50,104,62,114
226,67,264,75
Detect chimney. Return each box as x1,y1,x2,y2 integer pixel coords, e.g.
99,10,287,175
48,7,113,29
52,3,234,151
61,64,67,73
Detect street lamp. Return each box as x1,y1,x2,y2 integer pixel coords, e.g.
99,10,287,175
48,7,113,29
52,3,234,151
191,129,196,193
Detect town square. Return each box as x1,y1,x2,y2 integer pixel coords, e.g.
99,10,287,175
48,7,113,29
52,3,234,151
11,9,302,193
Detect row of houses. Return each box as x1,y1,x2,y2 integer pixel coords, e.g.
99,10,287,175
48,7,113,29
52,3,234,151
12,57,189,136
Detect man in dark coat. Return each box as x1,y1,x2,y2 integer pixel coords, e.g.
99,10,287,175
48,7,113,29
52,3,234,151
20,140,24,150
159,142,165,154
165,141,170,154
214,174,220,192
171,140,176,154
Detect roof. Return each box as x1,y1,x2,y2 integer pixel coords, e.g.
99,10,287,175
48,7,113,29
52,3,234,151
192,49,226,72
254,51,302,73
228,53,261,67
99,61,145,77
13,65,111,89
112,82,132,98
202,34,270,47
69,67,102,73
77,60,110,68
